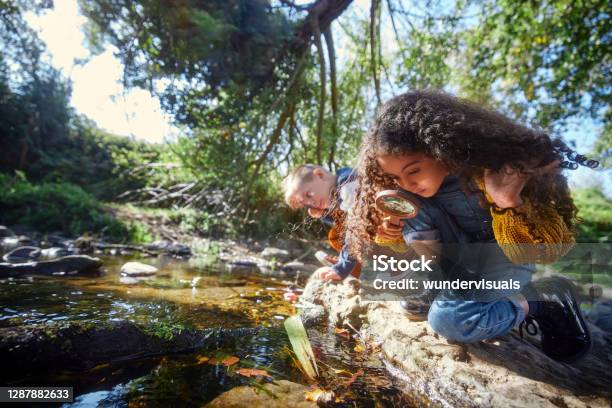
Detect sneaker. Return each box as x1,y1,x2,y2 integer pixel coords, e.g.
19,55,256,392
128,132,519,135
315,251,338,267
520,277,591,363
400,300,429,321
399,287,437,321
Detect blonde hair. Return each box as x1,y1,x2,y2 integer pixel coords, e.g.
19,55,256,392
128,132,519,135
282,164,324,208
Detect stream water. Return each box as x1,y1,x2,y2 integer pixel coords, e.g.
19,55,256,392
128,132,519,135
0,255,414,407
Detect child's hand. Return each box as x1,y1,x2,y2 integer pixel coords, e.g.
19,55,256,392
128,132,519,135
484,161,560,208
376,217,404,240
313,266,343,281
307,207,326,218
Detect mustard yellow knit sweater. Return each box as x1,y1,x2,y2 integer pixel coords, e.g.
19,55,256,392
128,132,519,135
475,178,575,264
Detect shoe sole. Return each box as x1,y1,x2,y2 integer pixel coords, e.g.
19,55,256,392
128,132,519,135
315,251,335,267
548,276,593,363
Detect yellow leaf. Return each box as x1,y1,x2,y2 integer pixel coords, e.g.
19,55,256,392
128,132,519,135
354,344,365,353
196,355,209,365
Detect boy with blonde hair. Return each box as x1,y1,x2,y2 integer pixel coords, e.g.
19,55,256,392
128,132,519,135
283,164,360,280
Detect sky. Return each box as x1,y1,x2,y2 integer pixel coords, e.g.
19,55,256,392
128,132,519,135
24,0,610,195
24,0,178,144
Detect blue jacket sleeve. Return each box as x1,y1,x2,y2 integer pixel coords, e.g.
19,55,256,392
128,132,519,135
331,245,358,279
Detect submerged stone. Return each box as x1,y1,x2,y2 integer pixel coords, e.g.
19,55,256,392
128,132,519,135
206,380,316,408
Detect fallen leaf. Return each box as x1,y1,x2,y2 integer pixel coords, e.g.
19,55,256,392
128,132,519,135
353,344,366,353
334,327,350,339
236,368,273,379
221,356,240,366
343,369,364,386
208,355,239,366
196,355,209,365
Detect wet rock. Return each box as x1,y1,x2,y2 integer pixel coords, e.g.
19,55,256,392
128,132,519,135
145,240,192,257
120,261,158,277
74,236,94,253
40,233,71,248
206,380,316,408
226,260,260,274
1,236,36,251
41,247,75,259
298,304,326,328
301,277,612,408
0,226,15,238
0,255,103,277
2,246,41,263
0,321,237,383
260,247,291,262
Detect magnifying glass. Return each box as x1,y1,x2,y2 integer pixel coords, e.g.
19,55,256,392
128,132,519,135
375,190,419,225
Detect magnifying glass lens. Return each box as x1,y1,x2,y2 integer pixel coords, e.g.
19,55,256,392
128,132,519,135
379,196,416,216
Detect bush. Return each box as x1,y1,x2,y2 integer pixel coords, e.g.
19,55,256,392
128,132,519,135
0,173,132,240
573,188,612,243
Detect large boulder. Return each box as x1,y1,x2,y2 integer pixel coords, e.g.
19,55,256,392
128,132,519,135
206,380,316,408
0,321,232,383
301,277,612,408
0,255,103,277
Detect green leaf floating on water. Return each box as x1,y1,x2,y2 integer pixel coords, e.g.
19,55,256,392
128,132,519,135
284,315,319,379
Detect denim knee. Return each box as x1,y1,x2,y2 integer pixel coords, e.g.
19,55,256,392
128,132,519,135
427,299,518,343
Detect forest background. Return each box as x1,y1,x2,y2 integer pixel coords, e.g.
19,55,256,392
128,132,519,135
0,0,609,244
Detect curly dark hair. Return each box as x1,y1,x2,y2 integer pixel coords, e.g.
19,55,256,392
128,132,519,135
346,90,599,260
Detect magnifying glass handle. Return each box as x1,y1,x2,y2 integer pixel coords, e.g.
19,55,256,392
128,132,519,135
387,215,402,227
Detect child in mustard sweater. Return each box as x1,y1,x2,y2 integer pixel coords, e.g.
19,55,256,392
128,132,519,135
346,90,599,362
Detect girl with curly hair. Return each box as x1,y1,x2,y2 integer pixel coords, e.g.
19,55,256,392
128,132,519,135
346,90,599,362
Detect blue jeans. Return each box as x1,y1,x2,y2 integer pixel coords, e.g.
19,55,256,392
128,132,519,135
427,290,527,343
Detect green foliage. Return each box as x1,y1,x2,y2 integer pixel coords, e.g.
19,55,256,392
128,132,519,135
80,0,296,126
0,173,131,240
460,0,610,129
573,188,612,243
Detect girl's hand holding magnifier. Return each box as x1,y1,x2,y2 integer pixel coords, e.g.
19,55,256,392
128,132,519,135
376,217,404,241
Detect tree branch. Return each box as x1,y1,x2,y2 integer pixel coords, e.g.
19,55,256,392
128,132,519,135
312,15,326,165
293,0,354,52
324,26,339,170
370,0,381,105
